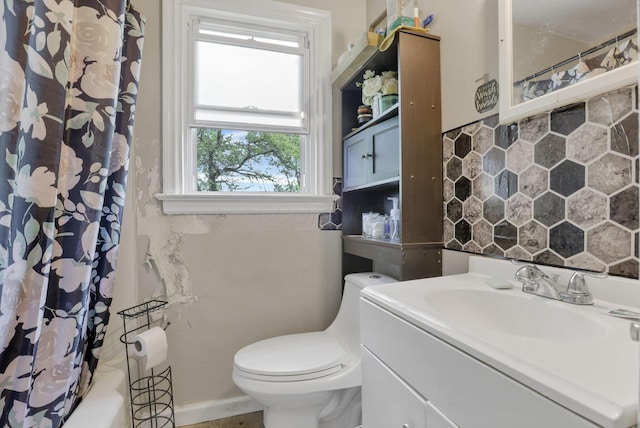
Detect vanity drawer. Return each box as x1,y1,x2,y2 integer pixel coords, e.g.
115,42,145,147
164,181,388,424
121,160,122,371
362,347,458,428
361,298,599,428
362,347,428,428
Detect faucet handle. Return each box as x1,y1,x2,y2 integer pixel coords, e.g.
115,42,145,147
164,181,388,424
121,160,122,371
514,264,555,282
514,264,541,285
565,271,607,305
514,264,556,293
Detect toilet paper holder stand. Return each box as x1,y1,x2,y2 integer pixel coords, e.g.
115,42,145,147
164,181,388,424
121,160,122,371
118,299,175,428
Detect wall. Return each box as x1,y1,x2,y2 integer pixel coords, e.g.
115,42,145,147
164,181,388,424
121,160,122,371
443,86,640,278
366,0,500,132
113,0,367,420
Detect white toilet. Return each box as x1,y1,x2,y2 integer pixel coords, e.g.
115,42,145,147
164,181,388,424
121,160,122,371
232,272,396,428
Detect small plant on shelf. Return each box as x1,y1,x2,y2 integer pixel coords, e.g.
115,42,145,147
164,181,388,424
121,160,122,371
357,70,398,105
357,70,398,116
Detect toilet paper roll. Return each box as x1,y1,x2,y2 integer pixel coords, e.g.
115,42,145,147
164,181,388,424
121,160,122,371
131,326,168,371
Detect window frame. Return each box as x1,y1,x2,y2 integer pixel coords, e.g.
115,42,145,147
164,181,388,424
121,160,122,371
158,0,336,214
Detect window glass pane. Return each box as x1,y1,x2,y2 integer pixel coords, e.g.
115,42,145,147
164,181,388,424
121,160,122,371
194,107,303,129
196,41,303,114
196,128,301,192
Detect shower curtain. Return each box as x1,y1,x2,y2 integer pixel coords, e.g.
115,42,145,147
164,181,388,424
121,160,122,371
0,0,144,426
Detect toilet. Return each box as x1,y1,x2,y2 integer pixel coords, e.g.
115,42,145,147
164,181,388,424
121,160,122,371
232,272,396,428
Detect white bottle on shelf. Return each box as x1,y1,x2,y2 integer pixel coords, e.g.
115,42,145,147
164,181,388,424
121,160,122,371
387,197,400,241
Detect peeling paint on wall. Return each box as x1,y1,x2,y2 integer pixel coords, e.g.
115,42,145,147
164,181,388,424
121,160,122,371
134,149,213,305
144,231,195,304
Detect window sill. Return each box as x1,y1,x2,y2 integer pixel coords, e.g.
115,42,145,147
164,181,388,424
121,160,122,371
155,193,339,215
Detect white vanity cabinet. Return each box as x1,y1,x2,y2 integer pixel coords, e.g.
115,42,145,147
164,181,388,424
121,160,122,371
360,298,601,428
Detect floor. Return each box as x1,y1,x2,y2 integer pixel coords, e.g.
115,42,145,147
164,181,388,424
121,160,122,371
180,412,264,428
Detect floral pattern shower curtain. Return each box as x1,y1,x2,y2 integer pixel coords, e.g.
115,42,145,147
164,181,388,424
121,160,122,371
0,0,144,426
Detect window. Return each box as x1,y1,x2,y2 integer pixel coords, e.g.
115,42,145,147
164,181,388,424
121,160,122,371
158,0,335,214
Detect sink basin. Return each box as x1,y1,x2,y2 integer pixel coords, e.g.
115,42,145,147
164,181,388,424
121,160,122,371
423,288,609,341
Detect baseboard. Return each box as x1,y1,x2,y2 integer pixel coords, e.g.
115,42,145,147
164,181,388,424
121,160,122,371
174,395,263,426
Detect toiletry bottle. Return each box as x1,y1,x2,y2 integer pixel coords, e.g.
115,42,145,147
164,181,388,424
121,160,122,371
371,215,385,239
383,214,390,239
387,0,416,33
388,197,400,241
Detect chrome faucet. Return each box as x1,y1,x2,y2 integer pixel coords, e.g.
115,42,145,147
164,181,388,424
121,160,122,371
514,264,606,305
515,264,562,300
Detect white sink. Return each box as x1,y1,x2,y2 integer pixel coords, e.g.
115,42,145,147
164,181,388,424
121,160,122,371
423,288,610,341
361,255,639,428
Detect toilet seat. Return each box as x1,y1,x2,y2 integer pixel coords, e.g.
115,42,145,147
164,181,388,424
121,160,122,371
234,332,347,382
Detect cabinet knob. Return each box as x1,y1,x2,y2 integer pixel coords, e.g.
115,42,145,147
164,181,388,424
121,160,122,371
631,322,640,341
402,425,410,428
361,153,373,159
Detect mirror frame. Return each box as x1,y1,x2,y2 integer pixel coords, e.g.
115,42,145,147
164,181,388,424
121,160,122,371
499,0,638,124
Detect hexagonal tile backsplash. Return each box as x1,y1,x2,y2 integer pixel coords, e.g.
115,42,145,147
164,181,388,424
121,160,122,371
443,86,639,278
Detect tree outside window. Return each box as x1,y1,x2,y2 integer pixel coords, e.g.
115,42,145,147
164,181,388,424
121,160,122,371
196,129,301,192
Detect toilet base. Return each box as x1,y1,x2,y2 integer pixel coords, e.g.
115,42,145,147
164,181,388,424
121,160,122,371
260,390,332,428
259,387,362,428
264,406,323,428
319,387,361,428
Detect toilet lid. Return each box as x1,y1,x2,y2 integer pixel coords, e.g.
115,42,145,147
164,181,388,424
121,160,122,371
234,332,347,382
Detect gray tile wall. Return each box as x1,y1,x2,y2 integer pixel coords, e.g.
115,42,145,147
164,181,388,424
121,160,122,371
318,178,342,230
443,86,640,279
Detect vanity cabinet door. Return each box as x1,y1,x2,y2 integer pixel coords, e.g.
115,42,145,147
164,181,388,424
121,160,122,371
362,347,427,428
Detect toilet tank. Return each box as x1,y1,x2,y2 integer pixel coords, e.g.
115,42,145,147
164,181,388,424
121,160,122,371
326,273,397,352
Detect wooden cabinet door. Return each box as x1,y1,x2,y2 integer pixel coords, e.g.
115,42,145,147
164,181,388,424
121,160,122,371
343,131,370,189
370,116,400,184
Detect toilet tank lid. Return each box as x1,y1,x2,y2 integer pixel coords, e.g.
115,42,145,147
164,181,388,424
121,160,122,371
344,272,397,289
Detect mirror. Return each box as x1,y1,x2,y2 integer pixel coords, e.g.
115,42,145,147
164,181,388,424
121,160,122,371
499,0,638,123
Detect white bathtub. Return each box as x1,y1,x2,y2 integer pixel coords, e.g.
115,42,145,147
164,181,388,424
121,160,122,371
64,361,129,428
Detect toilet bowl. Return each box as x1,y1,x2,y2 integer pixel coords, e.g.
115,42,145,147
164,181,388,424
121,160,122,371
232,272,396,428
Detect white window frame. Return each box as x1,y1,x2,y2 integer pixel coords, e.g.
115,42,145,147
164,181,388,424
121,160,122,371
157,0,336,214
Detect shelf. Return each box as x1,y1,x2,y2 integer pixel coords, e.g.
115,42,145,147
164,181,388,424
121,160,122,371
344,235,402,266
331,32,383,88
343,235,443,280
344,235,443,250
343,103,399,140
338,30,443,281
343,235,442,256
346,235,401,247
342,176,399,193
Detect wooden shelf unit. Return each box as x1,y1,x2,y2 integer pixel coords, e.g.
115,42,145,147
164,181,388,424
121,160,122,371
334,29,443,281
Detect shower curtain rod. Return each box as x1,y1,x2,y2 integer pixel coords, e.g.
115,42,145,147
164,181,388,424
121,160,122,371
514,27,638,86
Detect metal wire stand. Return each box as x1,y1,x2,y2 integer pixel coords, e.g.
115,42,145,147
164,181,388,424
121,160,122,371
118,300,175,428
